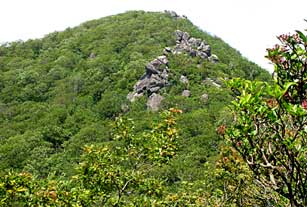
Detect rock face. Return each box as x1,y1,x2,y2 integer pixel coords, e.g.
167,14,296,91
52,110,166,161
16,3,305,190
147,93,164,111
163,30,218,63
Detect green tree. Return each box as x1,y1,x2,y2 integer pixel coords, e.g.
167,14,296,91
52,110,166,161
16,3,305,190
0,109,182,206
225,30,307,206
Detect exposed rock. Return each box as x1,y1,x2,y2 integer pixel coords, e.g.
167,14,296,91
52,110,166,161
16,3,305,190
200,44,211,56
127,29,218,111
131,55,169,98
182,32,190,42
203,78,221,88
127,92,134,102
147,93,164,111
161,69,169,79
121,104,130,113
164,10,187,19
145,63,159,74
189,37,202,47
180,75,189,85
172,30,216,61
127,91,143,102
89,52,96,59
182,90,191,97
164,10,179,18
200,93,209,103
145,55,168,74
157,55,169,65
209,54,219,63
149,86,161,93
197,51,208,59
163,47,172,55
189,49,197,57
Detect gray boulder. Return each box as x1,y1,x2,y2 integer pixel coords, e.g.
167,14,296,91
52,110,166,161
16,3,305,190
182,32,190,42
200,93,209,103
164,10,184,19
188,37,202,48
164,10,187,20
127,92,144,102
200,44,211,56
89,52,96,59
197,51,208,59
209,54,219,63
134,77,151,94
180,75,189,85
161,69,169,79
163,47,172,55
146,63,160,74
175,30,184,41
182,90,191,97
121,104,130,113
147,93,164,111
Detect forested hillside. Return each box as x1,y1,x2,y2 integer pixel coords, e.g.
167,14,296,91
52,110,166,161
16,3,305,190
0,11,275,206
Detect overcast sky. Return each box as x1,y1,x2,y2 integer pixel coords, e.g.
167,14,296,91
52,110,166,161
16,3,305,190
1,0,307,71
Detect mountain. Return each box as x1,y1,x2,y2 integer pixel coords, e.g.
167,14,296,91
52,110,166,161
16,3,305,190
0,11,272,205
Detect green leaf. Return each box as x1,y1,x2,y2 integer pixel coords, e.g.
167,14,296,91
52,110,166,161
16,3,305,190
277,82,296,99
296,30,307,43
241,94,252,105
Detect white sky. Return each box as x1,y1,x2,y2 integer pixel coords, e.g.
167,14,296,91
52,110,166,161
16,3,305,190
1,0,307,71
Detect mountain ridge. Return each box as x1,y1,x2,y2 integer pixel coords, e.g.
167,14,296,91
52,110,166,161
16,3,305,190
0,8,269,176
0,10,274,206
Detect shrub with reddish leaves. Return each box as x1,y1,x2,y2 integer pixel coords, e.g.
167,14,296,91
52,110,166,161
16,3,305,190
226,30,307,207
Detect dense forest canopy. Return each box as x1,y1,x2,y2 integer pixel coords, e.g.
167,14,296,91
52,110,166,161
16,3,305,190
0,11,277,206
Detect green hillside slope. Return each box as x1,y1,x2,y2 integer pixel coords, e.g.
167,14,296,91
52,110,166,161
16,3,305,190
0,11,273,206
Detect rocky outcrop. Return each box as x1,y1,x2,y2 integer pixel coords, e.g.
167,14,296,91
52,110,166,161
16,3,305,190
127,55,169,102
147,93,164,111
164,10,187,19
163,30,218,63
127,29,219,111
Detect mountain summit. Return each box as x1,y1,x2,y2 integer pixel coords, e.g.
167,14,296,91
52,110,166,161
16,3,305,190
0,10,271,205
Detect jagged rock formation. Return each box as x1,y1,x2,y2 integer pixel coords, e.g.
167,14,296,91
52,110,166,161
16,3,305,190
163,30,218,63
127,55,169,102
128,30,219,111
